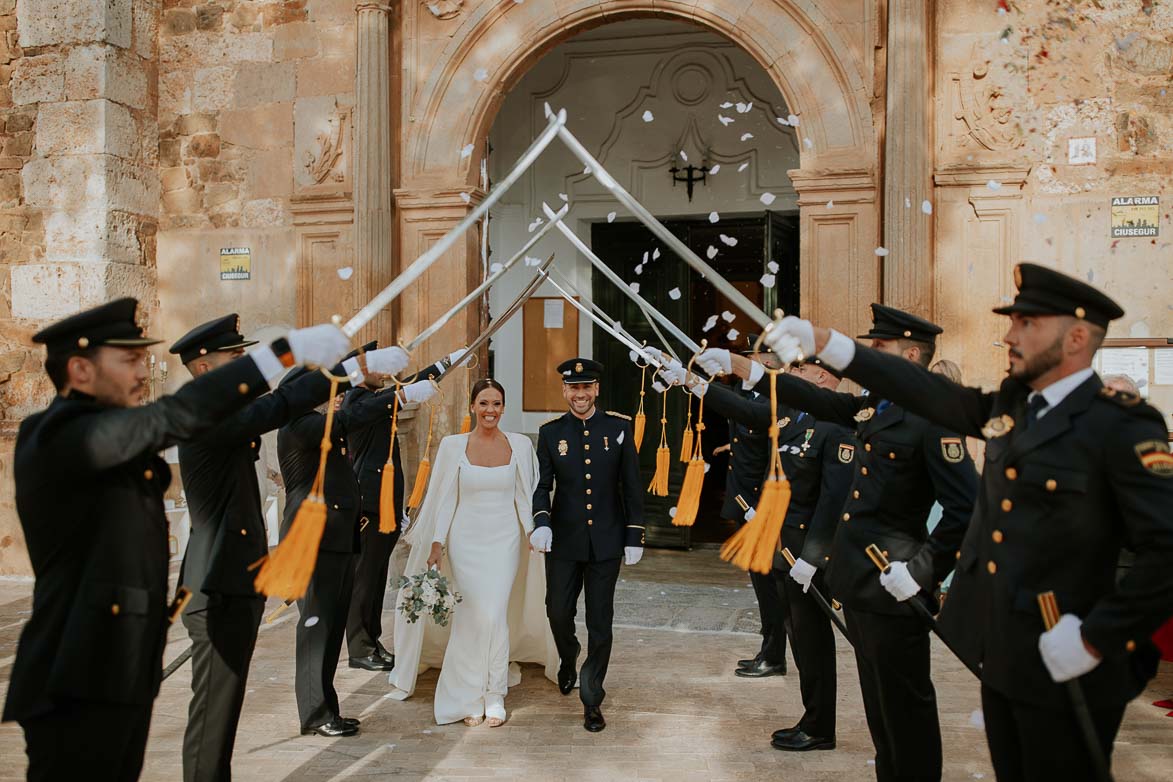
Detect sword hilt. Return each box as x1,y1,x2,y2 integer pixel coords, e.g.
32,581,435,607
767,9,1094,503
1038,590,1061,631
780,547,797,568
865,543,891,574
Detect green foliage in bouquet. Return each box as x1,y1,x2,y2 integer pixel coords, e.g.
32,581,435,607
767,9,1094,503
396,569,463,626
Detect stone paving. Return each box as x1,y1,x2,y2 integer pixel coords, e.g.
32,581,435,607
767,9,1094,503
0,548,1170,781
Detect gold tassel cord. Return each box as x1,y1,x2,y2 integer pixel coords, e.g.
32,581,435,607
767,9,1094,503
678,391,694,463
720,369,792,573
406,402,437,511
647,386,671,497
460,414,472,434
254,374,341,601
633,363,647,453
672,382,707,527
377,390,400,532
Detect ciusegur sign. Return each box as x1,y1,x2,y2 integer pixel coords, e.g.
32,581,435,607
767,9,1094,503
1110,196,1159,238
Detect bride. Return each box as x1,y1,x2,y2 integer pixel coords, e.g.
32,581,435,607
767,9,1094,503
386,378,558,725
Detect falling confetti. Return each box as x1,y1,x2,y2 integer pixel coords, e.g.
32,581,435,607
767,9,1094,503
1032,213,1047,224
642,251,649,264
720,101,734,108
760,192,777,206
703,462,711,473
760,273,776,288
969,710,985,730
738,162,749,172
706,246,718,259
680,150,688,162
668,287,682,300
652,248,661,260
740,132,754,141
735,101,752,113
459,192,471,203
490,262,503,274
803,138,813,149
921,200,933,215
524,256,541,267
474,67,488,82
634,264,643,275
629,350,639,363
718,114,734,126
874,247,889,257
709,211,720,223
744,507,756,521
668,507,678,518
630,282,640,294
559,193,569,202
727,328,740,341
607,211,616,223
826,200,834,209
767,261,779,273
337,267,353,280
642,110,654,122
719,234,738,247
721,310,736,322
703,315,718,332
905,197,912,208
583,166,591,175
305,616,320,627
787,114,800,126
709,164,721,174
460,144,474,159
527,218,542,232
987,180,1003,191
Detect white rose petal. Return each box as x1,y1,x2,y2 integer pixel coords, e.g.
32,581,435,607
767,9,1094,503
473,67,488,82
720,101,734,108
524,256,541,267
642,251,649,264
744,507,756,521
760,273,776,288
719,234,738,247
826,200,834,209
668,287,682,300
634,264,643,275
709,164,721,174
642,110,654,122
721,310,736,322
703,462,711,473
630,282,639,294
460,143,474,159
583,166,591,175
304,616,320,628
969,709,985,729
459,191,471,203
874,247,889,257
760,192,776,206
921,200,933,215
652,248,661,260
706,245,718,259
337,266,353,280
490,262,503,274
680,149,688,162
987,180,1003,191
668,507,678,518
787,114,800,126
740,132,754,141
709,211,720,223
767,261,779,273
703,315,719,332
735,102,749,113
607,211,617,223
727,328,740,340
559,193,569,202
803,137,813,149
777,117,790,126
528,218,543,232
718,114,734,126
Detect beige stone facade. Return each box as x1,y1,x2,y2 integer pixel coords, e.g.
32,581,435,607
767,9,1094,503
0,0,1170,572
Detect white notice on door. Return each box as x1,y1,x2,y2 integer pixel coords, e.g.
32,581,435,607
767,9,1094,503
1154,350,1173,386
1097,347,1149,389
543,299,564,329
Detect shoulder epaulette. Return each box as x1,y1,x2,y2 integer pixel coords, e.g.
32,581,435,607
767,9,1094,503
606,410,632,421
1097,386,1142,408
540,415,563,427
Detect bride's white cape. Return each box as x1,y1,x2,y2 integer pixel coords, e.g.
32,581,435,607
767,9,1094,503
386,431,559,699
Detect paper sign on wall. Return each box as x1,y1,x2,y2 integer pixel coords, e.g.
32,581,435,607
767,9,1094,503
543,299,564,329
1110,197,1159,238
220,247,251,280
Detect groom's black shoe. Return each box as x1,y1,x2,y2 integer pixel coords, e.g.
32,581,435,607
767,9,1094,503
349,654,394,671
584,705,606,733
375,643,396,668
557,665,577,695
771,724,801,742
302,718,359,738
771,730,835,752
735,658,787,678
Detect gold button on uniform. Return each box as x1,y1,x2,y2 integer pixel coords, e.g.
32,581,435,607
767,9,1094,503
1005,467,1017,480
584,444,590,451
250,441,257,448
341,447,347,455
583,430,589,436
585,474,592,480
888,452,896,460
734,437,740,443
861,467,869,476
1045,479,1057,492
865,443,872,452
1001,499,1013,512
842,512,850,521
852,490,860,499
587,520,593,526
241,528,247,536
987,561,997,574
586,489,592,495
238,383,249,394
799,523,806,530
111,604,120,615
586,504,593,510
1125,640,1137,652
143,469,153,480
585,458,591,465
992,530,1004,543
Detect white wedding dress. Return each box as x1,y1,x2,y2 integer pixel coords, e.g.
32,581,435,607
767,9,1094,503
386,432,559,720
432,456,520,722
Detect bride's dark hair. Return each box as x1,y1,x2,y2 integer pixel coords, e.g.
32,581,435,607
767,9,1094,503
469,377,506,405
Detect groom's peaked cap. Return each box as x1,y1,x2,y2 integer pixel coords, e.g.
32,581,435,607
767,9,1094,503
557,357,603,384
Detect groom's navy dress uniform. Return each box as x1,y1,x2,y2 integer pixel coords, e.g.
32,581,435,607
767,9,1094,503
533,359,644,708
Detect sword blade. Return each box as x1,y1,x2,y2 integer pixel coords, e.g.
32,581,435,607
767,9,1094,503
538,271,663,368
406,204,569,352
342,109,568,337
555,125,772,330
547,267,667,362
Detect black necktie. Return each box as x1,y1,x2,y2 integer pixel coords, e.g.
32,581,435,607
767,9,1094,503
1025,394,1048,430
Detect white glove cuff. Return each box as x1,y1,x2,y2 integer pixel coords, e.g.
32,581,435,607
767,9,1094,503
251,344,286,388
743,359,765,389
342,357,365,386
819,329,856,371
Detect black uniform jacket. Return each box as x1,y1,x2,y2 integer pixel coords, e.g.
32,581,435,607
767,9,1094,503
755,370,979,615
179,367,340,613
3,359,268,721
720,384,771,520
277,387,403,555
843,345,1173,709
703,385,856,568
533,409,645,562
345,363,443,517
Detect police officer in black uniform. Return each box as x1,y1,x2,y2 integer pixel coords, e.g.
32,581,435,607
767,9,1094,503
769,264,1173,781
170,317,410,780
531,358,645,733
703,304,979,782
343,350,456,671
668,354,855,751
721,339,788,679
277,353,436,738
3,298,350,781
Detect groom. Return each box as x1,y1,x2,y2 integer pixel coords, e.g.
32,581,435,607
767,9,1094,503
531,358,645,732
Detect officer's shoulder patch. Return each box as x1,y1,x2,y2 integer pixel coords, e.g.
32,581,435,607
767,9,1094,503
1098,386,1141,407
940,437,965,464
540,415,563,428
606,410,632,421
837,443,855,464
1134,439,1173,477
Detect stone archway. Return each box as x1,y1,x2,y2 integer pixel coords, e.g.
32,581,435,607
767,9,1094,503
386,0,882,443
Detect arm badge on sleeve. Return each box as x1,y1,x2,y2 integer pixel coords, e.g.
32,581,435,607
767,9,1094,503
837,443,856,464
940,437,965,464
1134,439,1173,476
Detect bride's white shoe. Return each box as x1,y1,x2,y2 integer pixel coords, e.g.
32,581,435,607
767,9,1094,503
485,696,507,727
463,715,484,727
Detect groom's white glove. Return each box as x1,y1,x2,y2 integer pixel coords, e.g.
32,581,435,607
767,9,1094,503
624,546,644,566
529,526,553,553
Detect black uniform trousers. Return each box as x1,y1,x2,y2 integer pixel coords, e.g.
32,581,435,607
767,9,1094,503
777,567,836,737
296,549,356,730
844,607,941,782
22,699,153,782
981,683,1126,782
181,595,265,782
544,554,622,707
346,514,400,659
751,568,788,665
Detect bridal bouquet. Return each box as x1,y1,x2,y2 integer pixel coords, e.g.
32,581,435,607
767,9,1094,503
396,569,462,626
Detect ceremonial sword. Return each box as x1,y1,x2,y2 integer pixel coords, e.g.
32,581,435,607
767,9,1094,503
547,267,675,364
538,270,665,369
780,547,850,639
340,109,567,338
405,206,569,354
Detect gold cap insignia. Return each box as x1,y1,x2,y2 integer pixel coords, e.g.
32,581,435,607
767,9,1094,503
903,330,912,337
981,414,1015,439
77,337,89,348
575,362,583,373
1074,306,1086,319
854,407,875,422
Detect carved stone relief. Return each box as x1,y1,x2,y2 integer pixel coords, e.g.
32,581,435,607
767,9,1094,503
304,104,353,186
950,51,1025,152
424,0,464,20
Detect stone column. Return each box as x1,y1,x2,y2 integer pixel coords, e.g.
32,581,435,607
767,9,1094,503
353,2,394,343
882,0,933,315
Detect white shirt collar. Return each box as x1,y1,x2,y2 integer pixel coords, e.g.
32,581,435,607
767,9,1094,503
1027,367,1095,417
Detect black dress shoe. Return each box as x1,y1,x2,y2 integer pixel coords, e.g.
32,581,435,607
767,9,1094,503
349,654,394,671
771,724,801,742
558,665,577,695
737,655,762,669
771,730,834,751
374,644,395,667
301,718,359,737
584,705,606,732
341,716,361,728
735,658,787,678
